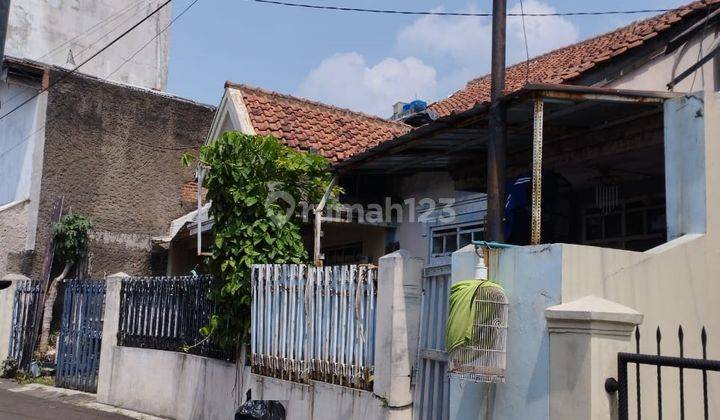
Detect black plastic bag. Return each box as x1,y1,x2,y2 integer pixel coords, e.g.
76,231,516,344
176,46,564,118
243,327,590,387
235,391,286,420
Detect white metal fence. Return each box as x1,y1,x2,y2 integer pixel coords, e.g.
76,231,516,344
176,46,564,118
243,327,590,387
251,264,377,390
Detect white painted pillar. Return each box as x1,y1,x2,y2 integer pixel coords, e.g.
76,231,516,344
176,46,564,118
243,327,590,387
546,296,643,420
448,245,491,420
96,272,128,404
374,249,423,420
0,274,25,364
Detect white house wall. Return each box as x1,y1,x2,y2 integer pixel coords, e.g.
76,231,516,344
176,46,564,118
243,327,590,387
394,172,486,265
609,28,720,92
0,81,45,206
6,0,170,90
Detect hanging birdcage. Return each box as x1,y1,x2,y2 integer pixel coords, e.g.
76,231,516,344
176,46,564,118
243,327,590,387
448,285,509,383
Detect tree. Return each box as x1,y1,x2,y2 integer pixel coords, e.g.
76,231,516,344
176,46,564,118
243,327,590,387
183,132,338,354
38,214,93,355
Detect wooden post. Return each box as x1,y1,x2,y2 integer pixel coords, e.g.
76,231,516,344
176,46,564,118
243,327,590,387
487,0,508,243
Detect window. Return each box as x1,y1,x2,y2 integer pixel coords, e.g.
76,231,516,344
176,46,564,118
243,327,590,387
431,224,484,257
582,196,665,251
322,242,367,265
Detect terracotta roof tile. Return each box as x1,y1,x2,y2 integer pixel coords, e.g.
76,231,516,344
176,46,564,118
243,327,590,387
226,83,411,163
429,0,719,117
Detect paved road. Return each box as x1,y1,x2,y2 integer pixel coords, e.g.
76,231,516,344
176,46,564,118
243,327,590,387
0,386,132,420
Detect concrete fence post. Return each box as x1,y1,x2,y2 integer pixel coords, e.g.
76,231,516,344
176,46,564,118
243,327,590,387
545,296,643,420
374,249,423,420
97,272,128,404
0,274,26,364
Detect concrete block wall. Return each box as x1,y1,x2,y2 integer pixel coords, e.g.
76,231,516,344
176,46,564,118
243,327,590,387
94,250,425,420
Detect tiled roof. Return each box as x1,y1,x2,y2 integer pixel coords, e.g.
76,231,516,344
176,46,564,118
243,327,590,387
227,83,411,163
430,0,719,117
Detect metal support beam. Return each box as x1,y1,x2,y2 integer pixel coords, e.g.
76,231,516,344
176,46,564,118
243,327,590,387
313,175,337,266
531,98,543,245
487,0,507,242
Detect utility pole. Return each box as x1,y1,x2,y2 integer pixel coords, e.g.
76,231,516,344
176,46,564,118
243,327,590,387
487,0,507,243
0,0,9,66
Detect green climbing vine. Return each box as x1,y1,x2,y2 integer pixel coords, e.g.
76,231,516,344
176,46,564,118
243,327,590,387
182,132,338,353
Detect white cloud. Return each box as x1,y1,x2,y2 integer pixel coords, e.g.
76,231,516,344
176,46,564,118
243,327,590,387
397,1,580,95
296,52,437,117
296,1,580,115
507,0,580,59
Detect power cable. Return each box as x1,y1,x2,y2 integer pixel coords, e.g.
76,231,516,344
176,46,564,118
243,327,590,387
244,0,678,17
518,0,531,84
0,0,152,111
0,0,173,122
0,0,202,160
72,0,163,65
35,0,151,63
106,0,201,81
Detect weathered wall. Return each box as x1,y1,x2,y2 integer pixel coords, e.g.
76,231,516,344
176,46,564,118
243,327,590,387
0,200,30,278
31,70,214,278
250,375,389,420
100,346,239,420
6,0,171,90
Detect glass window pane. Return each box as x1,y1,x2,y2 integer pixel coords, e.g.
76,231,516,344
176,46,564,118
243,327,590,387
472,230,484,241
432,236,444,254
445,234,458,252
459,232,472,248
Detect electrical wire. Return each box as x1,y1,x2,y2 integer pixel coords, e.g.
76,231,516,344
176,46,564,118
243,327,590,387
518,0,531,84
106,0,201,81
72,0,164,65
0,0,153,111
0,0,203,159
0,0,173,122
35,0,151,63
244,0,677,17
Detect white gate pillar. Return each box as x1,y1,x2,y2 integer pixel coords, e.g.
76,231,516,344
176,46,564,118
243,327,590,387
97,272,128,404
374,249,423,420
546,296,642,420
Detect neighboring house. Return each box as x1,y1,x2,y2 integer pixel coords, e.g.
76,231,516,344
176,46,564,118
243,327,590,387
0,56,215,280
164,83,409,274
4,0,170,90
177,1,720,269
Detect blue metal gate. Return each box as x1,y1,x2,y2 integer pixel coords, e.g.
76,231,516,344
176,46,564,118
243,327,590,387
8,280,41,369
55,279,105,392
414,264,451,420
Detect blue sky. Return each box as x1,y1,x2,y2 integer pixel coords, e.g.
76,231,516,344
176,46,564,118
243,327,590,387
166,0,689,116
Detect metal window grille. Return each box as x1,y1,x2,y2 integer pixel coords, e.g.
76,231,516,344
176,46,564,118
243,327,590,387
448,286,508,383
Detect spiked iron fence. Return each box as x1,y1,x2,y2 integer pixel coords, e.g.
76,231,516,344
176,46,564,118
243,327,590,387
606,325,719,420
8,280,41,369
251,264,377,390
117,275,233,361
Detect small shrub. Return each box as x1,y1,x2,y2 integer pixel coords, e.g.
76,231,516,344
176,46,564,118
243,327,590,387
0,358,18,378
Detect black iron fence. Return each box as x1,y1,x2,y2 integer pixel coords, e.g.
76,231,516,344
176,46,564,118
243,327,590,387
606,326,719,420
117,275,233,361
8,280,41,370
